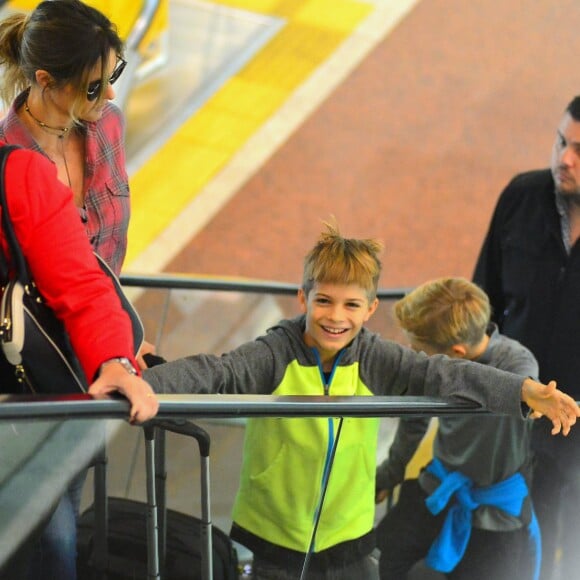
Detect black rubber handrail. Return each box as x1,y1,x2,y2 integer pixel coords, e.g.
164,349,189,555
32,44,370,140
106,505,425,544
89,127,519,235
0,393,489,422
119,271,412,300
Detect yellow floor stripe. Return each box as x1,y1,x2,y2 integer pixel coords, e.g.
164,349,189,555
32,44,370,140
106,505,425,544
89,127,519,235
127,0,373,264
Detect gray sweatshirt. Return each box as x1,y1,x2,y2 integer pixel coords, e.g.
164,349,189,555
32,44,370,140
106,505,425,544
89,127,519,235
144,316,528,412
375,324,538,530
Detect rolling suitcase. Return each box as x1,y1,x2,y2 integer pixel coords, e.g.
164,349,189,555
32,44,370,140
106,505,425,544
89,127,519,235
76,421,239,580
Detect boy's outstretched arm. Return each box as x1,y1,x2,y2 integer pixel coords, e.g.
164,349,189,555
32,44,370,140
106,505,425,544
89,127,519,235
522,379,580,436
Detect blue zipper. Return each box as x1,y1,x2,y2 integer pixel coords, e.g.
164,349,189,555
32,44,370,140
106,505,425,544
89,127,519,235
309,347,345,552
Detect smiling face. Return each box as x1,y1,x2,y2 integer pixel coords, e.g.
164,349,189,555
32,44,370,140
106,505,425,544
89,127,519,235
298,282,378,370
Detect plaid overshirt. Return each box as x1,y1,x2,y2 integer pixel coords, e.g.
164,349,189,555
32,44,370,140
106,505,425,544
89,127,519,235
0,91,130,275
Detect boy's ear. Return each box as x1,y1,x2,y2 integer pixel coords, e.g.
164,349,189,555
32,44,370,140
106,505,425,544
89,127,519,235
364,298,379,322
297,288,307,313
450,344,468,358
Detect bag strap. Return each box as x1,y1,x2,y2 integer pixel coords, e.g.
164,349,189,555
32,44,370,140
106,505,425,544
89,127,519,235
0,145,32,286
0,228,7,285
0,146,12,284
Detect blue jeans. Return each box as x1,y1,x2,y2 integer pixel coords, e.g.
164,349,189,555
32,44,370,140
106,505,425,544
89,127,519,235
26,468,87,580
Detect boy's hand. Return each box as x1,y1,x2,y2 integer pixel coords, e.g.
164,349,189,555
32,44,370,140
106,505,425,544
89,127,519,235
522,379,580,436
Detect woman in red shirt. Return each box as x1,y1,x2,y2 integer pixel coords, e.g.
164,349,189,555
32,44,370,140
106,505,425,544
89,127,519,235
0,142,159,577
0,145,158,419
0,3,157,577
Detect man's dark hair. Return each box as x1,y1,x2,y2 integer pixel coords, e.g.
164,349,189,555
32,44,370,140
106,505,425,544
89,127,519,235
566,96,580,121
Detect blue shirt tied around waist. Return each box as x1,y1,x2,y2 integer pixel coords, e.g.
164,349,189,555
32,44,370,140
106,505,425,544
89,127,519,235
424,457,541,580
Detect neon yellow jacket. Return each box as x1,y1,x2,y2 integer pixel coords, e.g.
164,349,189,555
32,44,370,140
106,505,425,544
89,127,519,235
232,360,380,552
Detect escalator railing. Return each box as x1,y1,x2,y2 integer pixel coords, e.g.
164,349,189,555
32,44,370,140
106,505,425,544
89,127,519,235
120,270,412,298
119,270,413,358
114,0,163,111
0,393,489,422
0,393,487,572
0,273,417,572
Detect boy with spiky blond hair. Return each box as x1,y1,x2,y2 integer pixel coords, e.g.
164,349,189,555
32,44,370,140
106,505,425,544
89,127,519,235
376,277,540,580
145,228,577,580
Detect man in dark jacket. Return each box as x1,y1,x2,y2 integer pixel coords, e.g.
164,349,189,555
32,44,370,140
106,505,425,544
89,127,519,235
473,95,580,580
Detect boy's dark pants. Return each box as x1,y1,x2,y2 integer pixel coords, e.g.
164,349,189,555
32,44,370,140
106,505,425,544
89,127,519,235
376,479,532,580
252,552,379,580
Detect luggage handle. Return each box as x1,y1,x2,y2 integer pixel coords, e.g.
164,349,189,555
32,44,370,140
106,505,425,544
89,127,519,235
144,426,161,579
151,419,210,458
149,419,213,580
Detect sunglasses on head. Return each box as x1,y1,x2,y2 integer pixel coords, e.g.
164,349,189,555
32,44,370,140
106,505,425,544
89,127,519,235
86,56,127,101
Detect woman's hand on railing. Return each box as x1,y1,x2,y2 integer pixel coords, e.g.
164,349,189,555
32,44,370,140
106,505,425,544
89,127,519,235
89,362,159,424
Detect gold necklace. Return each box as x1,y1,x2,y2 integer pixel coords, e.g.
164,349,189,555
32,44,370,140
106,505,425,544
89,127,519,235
24,100,73,189
24,99,71,139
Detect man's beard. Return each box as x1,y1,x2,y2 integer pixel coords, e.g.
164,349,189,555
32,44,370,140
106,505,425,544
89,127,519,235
558,187,580,206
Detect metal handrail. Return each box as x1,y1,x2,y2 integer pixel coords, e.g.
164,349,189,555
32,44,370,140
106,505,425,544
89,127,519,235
125,0,162,52
119,271,412,300
114,0,162,111
0,393,490,574
0,393,489,422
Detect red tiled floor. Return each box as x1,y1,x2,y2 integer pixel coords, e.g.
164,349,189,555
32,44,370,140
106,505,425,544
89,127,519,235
163,0,580,291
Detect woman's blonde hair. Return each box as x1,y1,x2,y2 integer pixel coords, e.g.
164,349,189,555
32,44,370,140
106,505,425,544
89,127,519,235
302,220,383,301
394,277,490,349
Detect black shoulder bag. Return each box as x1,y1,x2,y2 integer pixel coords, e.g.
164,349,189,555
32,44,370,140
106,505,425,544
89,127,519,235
0,145,143,394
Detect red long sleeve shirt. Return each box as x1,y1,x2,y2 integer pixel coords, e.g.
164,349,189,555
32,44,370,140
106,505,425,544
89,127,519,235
0,146,137,382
